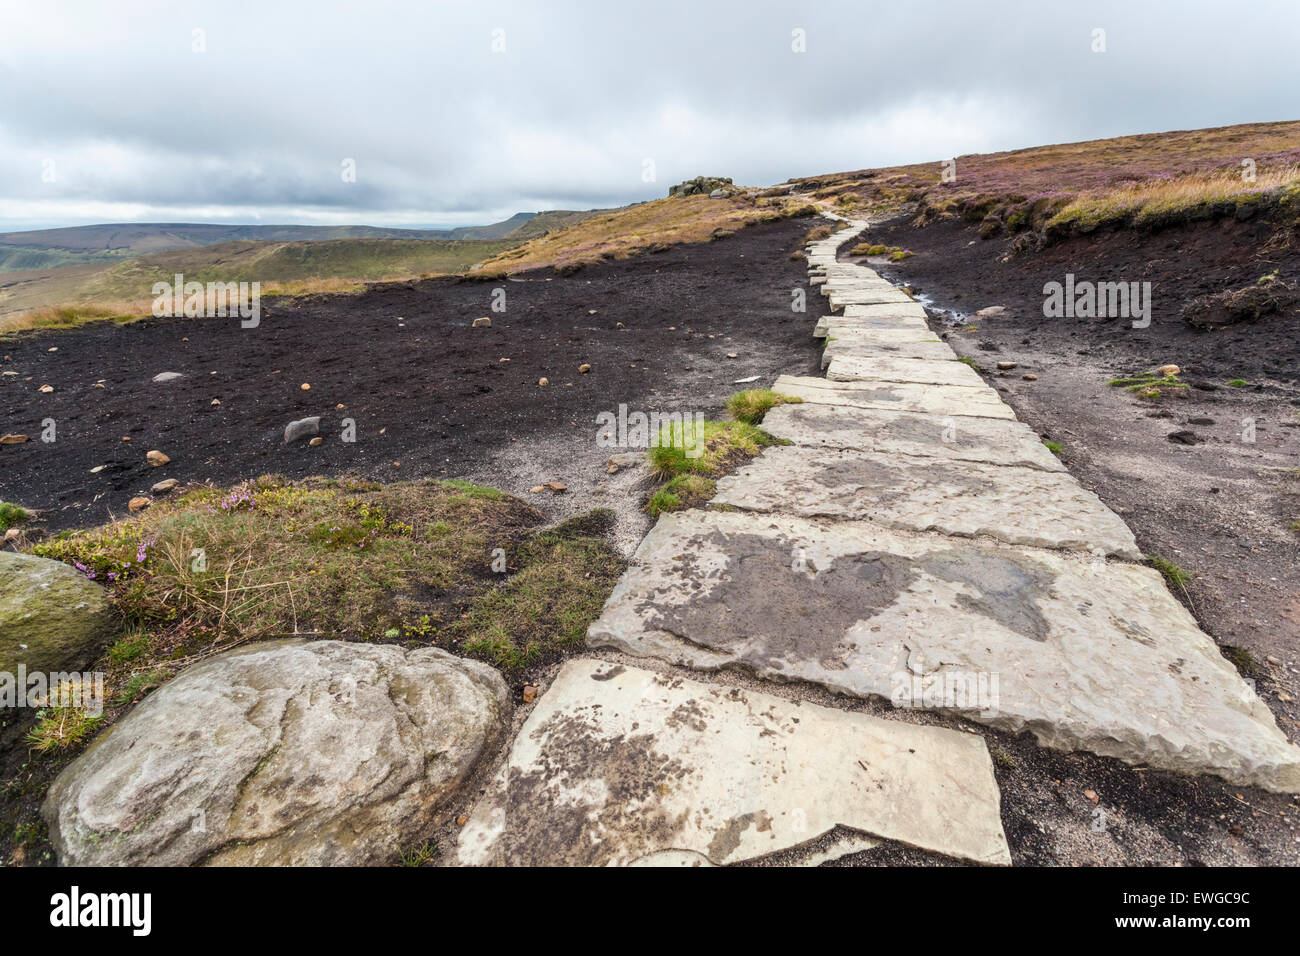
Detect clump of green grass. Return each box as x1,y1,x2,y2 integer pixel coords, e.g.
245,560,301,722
646,475,717,516
804,226,833,242
647,420,780,480
1227,378,1249,387
642,419,783,516
1148,555,1191,591
1108,372,1189,396
1042,439,1063,455
0,501,29,532
958,356,981,370
24,678,103,753
399,842,437,867
725,389,802,425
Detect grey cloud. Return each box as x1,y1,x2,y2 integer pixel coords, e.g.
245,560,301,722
0,0,1297,229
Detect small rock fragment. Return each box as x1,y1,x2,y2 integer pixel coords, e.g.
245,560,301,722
309,437,323,446
996,361,1017,371
128,497,151,513
300,383,311,391
529,485,545,493
146,450,170,467
152,372,184,383
38,384,54,393
1022,374,1038,381
975,306,1008,319
472,317,491,328
1158,364,1181,376
1,434,28,444
523,684,538,703
1083,789,1100,804
578,364,591,374
544,481,567,492
538,378,549,387
1167,430,1203,445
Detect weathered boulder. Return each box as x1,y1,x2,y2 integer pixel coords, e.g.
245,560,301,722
283,416,321,444
0,552,117,676
668,176,733,198
43,639,508,866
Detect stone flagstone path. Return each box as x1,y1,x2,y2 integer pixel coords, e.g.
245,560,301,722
459,214,1300,867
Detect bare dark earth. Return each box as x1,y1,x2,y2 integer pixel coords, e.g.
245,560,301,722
0,216,828,544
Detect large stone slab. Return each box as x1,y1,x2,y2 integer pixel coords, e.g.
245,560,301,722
44,639,508,866
775,374,1015,420
830,293,928,313
761,402,1067,472
455,658,1012,866
713,444,1139,557
825,353,986,387
821,288,913,306
588,510,1300,793
823,337,957,365
814,313,930,337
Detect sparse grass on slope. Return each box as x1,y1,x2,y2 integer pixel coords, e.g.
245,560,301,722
29,476,625,698
1,237,520,332
480,193,819,274
794,120,1300,244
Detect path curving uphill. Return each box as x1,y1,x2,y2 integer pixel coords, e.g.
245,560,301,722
457,213,1300,867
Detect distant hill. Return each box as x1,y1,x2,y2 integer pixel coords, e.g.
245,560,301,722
0,237,521,323
0,210,614,273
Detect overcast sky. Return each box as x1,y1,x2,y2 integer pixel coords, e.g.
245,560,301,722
1,0,1297,232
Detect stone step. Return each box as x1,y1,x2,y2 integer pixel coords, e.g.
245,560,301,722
814,314,930,337
822,289,911,305
455,658,1012,866
830,291,927,311
760,402,1067,472
825,353,986,388
712,444,1140,557
775,374,1014,419
587,510,1300,793
822,337,957,366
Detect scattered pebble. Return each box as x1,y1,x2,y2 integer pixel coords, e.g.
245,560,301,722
578,364,591,374
538,377,549,387
152,479,179,494
472,317,491,328
0,434,28,444
128,496,151,513
146,450,170,467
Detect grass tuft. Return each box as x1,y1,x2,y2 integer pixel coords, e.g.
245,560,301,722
724,389,802,425
1148,555,1191,591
